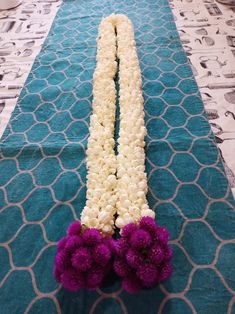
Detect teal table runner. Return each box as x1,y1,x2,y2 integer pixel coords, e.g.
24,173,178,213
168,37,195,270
0,0,235,313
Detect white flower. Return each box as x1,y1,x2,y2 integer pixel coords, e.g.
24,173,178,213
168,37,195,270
81,14,155,234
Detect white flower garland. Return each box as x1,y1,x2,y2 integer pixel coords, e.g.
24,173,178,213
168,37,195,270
80,17,118,234
115,15,155,228
55,14,172,294
81,14,155,233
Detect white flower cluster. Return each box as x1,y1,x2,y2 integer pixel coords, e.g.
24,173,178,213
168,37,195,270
81,14,155,233
115,15,155,228
80,17,118,234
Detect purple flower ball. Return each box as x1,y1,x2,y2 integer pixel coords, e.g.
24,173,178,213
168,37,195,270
55,251,69,272
113,217,173,293
121,223,138,238
114,238,129,257
130,229,152,250
149,245,164,265
139,216,157,235
94,244,111,266
159,263,173,281
61,268,85,292
156,226,169,244
54,223,116,291
122,274,142,294
71,247,92,271
86,266,104,289
82,228,102,246
163,246,173,261
137,264,159,287
67,221,82,236
126,248,144,269
57,237,67,251
114,258,132,277
65,235,83,253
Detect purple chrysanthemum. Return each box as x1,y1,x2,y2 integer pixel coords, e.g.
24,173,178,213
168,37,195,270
113,216,173,293
54,220,114,291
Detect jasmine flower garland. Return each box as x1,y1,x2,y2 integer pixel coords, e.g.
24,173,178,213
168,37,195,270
54,14,173,294
112,15,172,293
54,17,118,292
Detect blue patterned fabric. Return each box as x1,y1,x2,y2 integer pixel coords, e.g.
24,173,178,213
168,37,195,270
0,0,235,313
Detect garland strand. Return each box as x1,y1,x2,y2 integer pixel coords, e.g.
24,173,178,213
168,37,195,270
54,14,172,294
115,15,155,228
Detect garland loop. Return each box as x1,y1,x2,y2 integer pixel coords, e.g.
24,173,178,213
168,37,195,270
54,14,172,294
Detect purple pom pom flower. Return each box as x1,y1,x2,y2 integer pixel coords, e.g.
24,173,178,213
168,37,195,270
130,229,152,250
72,247,92,271
94,244,111,266
122,223,138,238
126,248,144,269
122,274,142,294
114,258,132,277
61,268,85,292
67,221,82,236
54,220,115,291
113,216,173,293
82,228,102,246
57,237,67,251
